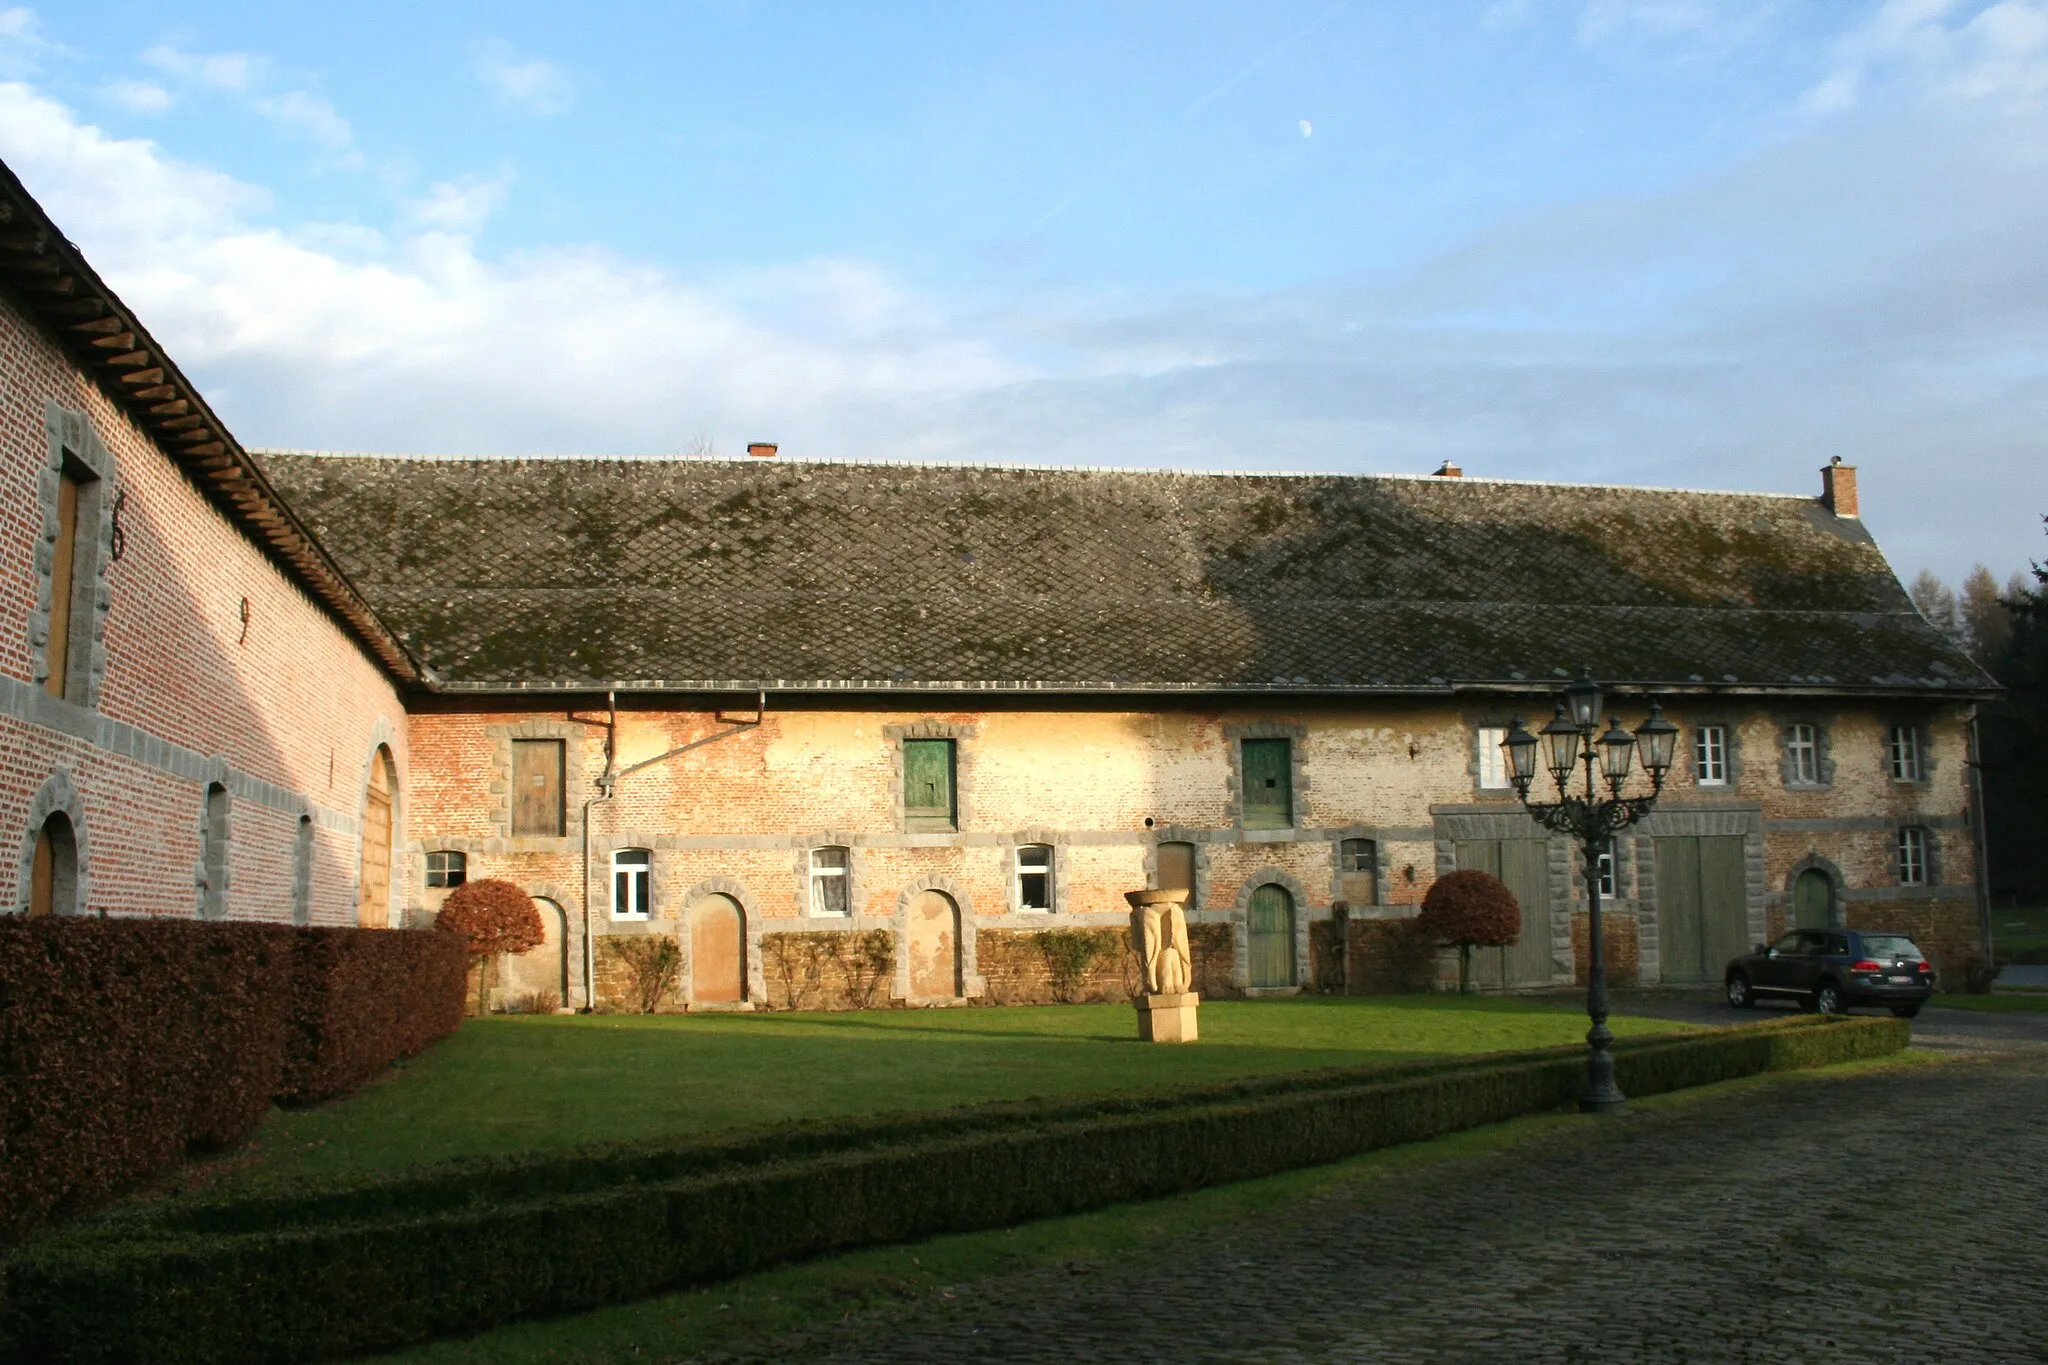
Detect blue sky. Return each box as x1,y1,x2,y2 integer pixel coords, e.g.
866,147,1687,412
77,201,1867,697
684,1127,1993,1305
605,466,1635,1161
3,1,2046,587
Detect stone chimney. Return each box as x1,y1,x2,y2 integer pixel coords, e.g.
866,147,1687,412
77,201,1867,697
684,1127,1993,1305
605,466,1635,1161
747,442,779,459
1433,460,1463,478
1820,457,1858,517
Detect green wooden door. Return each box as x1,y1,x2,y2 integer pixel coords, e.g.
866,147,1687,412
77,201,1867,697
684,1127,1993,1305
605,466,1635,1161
1451,839,1552,988
1247,883,1296,987
1656,836,1748,982
1793,869,1832,931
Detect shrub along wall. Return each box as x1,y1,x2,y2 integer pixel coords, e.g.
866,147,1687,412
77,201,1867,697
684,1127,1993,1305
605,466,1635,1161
0,1015,1905,1363
0,918,465,1246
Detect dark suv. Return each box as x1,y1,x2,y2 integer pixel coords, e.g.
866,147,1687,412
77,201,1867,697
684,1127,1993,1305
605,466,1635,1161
1724,929,1933,1018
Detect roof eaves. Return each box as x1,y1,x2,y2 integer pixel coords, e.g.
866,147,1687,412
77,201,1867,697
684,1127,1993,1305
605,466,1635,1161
0,159,421,684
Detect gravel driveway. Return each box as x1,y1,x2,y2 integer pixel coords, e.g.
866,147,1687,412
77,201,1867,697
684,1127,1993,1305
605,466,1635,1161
719,1007,2048,1364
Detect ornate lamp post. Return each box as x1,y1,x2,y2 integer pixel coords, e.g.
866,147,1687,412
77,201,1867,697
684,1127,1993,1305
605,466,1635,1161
1499,675,1679,1114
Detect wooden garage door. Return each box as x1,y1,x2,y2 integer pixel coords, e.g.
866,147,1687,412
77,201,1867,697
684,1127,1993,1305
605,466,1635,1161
1452,839,1553,988
1655,836,1747,983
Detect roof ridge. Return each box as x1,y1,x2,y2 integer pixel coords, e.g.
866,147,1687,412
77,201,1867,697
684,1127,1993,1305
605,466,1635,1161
249,448,1820,503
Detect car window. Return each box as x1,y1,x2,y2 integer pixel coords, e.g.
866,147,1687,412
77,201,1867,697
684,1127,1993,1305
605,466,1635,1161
1796,931,1831,954
1825,934,1851,955
1859,934,1923,960
1770,933,1803,954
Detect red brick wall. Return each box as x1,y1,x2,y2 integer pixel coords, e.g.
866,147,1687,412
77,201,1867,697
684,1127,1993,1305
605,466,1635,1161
1,292,406,924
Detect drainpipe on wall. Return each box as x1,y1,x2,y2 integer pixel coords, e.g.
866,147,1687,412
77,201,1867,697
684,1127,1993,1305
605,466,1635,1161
577,691,767,1012
579,691,619,1013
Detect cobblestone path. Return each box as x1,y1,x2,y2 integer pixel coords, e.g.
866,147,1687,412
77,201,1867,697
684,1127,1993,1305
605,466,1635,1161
723,1054,2048,1363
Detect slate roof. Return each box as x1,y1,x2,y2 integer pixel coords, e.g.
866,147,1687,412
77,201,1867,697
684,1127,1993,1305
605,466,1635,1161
254,453,1996,698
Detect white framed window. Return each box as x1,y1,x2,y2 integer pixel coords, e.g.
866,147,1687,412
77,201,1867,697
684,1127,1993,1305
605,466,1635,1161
611,848,651,919
1786,724,1820,785
1888,725,1924,783
1477,726,1509,790
1693,726,1727,786
1897,827,1928,886
425,850,467,888
809,846,849,916
1596,849,1617,899
1016,843,1053,911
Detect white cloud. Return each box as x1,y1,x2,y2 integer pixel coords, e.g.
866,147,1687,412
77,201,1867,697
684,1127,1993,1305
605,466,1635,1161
142,43,264,93
473,39,573,115
1576,0,1778,53
251,89,354,150
138,42,356,154
404,169,513,236
1805,0,2048,113
104,78,173,113
0,5,53,77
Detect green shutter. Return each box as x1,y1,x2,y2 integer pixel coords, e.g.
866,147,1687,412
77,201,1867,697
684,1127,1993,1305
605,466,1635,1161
1241,739,1293,828
903,739,956,824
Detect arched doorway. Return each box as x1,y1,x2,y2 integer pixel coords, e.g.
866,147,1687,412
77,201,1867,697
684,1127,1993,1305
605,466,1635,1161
357,746,395,928
690,894,745,1005
499,897,570,1010
1248,883,1296,988
907,889,961,998
27,812,77,918
1793,868,1833,931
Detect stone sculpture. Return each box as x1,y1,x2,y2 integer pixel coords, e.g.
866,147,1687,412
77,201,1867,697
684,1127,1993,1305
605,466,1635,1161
1126,888,1199,1042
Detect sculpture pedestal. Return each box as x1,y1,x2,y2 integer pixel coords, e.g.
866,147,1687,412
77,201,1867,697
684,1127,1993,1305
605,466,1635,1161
1136,991,1200,1043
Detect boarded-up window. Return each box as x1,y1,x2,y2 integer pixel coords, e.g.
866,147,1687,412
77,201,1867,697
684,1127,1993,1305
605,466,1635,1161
1241,739,1292,828
903,739,956,826
512,739,566,837
1156,841,1195,902
201,783,230,920
1339,838,1378,905
44,469,83,700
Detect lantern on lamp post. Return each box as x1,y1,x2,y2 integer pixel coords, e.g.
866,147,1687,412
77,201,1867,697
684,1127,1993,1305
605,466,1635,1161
1499,673,1678,1114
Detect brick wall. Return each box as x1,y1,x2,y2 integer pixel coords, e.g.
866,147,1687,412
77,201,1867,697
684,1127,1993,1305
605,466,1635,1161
404,694,1981,1009
0,292,406,925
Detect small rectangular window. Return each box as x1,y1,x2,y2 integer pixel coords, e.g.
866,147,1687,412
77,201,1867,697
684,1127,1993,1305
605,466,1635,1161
1596,849,1617,899
1786,724,1819,785
612,848,651,919
810,846,849,916
1241,738,1293,827
1015,843,1054,911
1888,725,1923,782
1897,828,1927,886
426,850,468,889
511,739,567,836
1476,726,1509,790
1339,837,1378,906
903,739,957,826
1694,726,1727,786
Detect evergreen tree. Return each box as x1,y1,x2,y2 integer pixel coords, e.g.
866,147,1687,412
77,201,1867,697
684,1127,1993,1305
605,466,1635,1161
1979,518,2048,908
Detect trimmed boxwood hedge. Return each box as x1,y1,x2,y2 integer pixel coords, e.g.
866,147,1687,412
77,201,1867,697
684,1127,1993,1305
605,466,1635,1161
0,1014,1904,1364
0,918,465,1249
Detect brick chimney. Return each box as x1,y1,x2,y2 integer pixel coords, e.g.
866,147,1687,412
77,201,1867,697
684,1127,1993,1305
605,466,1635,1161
747,441,778,459
1820,456,1858,517
1433,460,1462,478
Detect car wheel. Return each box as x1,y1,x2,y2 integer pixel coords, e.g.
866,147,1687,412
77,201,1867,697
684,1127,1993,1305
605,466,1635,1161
1813,980,1846,1015
1725,973,1754,1009
1890,1002,1922,1019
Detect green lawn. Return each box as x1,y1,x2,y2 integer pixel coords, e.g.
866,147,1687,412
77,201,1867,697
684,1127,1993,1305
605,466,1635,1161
1992,906,2048,964
224,996,1689,1188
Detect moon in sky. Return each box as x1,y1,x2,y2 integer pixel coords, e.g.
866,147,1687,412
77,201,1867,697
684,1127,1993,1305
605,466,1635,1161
1299,119,1313,138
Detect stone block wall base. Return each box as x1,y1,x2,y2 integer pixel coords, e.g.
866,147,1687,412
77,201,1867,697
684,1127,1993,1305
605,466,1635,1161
1137,991,1200,1043
687,1000,755,1013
